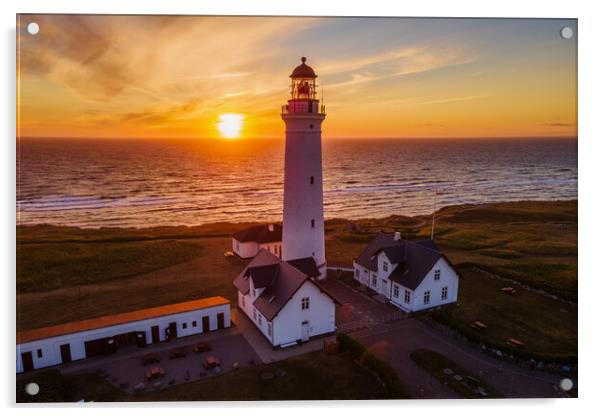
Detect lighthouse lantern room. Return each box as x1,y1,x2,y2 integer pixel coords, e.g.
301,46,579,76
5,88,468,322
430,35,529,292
281,57,327,279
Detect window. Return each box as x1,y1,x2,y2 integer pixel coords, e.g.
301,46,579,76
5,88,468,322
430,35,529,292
393,284,400,298
355,269,360,278
404,290,411,304
37,349,43,358
424,290,431,304
309,124,314,129
253,288,257,297
236,241,240,250
441,286,448,300
434,269,441,281
372,275,377,287
253,308,257,321
268,323,273,337
192,321,197,327
311,219,315,228
258,314,263,326
183,322,188,329
383,261,389,272
310,176,314,185
301,297,310,310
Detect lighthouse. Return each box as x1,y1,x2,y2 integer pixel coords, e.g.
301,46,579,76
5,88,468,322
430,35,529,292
281,57,327,279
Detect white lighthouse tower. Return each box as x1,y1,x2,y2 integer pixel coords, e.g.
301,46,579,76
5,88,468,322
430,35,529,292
281,57,327,279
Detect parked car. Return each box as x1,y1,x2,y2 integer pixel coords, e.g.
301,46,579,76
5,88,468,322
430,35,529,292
146,366,165,380
192,342,211,353
168,347,187,359
141,352,160,365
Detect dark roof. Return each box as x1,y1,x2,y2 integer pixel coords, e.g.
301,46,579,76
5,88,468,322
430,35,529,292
354,232,402,271
355,233,455,291
233,250,339,321
245,263,279,289
286,257,321,278
232,224,282,244
290,57,317,79
386,242,443,290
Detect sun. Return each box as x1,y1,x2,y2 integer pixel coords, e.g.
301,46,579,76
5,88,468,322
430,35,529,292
217,113,244,139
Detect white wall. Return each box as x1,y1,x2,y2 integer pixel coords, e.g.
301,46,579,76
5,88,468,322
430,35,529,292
281,111,327,279
272,280,335,346
232,239,258,259
259,242,282,259
410,257,459,312
17,303,230,373
232,239,282,259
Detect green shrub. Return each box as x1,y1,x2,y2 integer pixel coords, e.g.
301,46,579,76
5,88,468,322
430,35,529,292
336,333,410,398
336,333,365,359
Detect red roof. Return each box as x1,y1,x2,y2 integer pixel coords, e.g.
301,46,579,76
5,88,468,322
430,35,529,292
17,296,230,344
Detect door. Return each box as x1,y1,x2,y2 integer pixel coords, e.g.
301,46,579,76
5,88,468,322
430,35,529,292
381,279,388,296
60,343,72,363
151,325,160,344
217,313,225,330
301,321,310,342
202,316,210,333
168,322,177,340
21,351,34,372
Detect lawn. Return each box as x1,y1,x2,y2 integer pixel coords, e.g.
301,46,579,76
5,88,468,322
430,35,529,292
428,267,577,362
17,351,399,402
16,200,578,364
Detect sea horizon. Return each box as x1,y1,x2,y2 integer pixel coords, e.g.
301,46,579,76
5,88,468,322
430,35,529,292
17,137,577,229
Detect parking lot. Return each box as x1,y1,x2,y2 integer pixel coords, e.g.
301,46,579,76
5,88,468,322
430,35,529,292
61,327,261,394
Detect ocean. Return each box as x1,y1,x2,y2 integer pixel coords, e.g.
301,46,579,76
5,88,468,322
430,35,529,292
16,138,577,228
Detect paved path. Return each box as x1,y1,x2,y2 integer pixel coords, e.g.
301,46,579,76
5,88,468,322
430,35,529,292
321,277,567,399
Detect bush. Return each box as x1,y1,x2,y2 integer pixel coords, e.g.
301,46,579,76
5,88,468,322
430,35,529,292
336,333,365,359
336,333,409,398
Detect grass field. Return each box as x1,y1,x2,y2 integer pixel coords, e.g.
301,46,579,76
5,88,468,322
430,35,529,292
17,351,398,402
16,200,577,362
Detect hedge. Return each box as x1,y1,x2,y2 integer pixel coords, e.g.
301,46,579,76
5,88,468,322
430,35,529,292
336,333,410,399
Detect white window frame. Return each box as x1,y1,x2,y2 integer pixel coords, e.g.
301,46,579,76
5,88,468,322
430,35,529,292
434,269,441,281
441,286,448,300
253,308,257,321
424,290,431,304
268,322,273,336
371,275,377,287
383,261,389,272
404,289,411,304
301,297,310,310
393,284,399,298
258,314,263,326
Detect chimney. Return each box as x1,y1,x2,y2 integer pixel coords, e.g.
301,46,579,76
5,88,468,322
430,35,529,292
268,224,274,232
394,231,401,241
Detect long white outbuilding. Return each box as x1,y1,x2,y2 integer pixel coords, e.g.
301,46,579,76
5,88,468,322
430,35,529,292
17,296,230,373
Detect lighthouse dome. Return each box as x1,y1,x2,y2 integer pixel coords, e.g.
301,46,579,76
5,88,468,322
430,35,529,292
290,57,317,79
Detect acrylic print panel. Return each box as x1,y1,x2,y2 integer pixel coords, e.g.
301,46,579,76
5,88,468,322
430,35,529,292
16,14,577,402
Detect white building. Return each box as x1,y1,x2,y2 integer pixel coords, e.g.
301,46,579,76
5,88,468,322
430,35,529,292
233,249,339,348
281,57,327,279
232,223,282,259
353,232,460,312
17,296,230,373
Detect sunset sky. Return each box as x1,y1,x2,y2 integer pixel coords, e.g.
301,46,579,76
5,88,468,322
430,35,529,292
17,15,577,139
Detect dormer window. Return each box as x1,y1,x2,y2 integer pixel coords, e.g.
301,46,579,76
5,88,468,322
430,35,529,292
383,261,389,272
434,270,441,281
